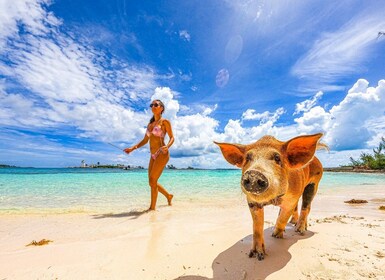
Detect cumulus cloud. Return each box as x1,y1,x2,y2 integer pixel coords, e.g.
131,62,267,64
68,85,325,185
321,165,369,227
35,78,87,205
150,87,219,158
219,107,287,145
295,106,330,134
325,79,385,150
242,107,285,123
148,90,287,162
223,119,246,143
294,91,323,115
151,87,180,120
295,79,385,150
202,104,218,116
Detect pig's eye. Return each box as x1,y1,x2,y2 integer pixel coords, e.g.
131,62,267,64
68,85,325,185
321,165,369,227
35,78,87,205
245,153,253,163
273,153,281,165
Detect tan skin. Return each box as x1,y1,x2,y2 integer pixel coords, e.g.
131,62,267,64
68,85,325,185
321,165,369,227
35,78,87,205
124,101,174,211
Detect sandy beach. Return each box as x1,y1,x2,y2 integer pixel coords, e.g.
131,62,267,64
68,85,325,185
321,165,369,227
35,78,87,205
0,185,384,280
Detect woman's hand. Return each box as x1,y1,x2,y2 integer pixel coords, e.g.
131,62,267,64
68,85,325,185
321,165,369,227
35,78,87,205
160,145,169,154
124,147,136,154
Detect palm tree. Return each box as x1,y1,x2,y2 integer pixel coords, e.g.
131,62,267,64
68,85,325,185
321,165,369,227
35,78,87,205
349,138,385,170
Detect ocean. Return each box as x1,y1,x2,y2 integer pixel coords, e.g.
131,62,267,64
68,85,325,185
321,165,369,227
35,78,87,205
0,168,384,214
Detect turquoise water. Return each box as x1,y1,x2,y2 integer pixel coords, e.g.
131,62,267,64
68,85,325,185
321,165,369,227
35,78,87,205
0,168,384,214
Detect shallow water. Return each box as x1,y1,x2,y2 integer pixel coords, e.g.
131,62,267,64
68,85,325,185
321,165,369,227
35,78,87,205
0,168,384,214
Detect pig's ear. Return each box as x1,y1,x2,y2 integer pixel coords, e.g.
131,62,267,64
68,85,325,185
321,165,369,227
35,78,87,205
283,133,323,169
214,141,246,168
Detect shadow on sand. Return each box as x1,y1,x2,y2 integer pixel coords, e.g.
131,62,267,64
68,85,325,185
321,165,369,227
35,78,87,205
91,205,171,220
91,209,150,220
175,226,314,280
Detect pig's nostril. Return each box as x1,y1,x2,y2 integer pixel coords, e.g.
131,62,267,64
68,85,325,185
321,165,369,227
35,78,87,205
257,179,267,188
243,178,251,186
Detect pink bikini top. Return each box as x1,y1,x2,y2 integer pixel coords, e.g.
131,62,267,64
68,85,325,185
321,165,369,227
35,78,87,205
146,121,165,138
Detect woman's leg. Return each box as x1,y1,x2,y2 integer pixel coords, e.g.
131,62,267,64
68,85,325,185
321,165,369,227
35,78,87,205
148,152,173,210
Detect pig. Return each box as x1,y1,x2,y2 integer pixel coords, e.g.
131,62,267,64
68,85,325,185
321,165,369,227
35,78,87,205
215,133,326,260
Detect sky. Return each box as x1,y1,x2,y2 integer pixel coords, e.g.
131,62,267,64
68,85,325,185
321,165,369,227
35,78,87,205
0,0,385,169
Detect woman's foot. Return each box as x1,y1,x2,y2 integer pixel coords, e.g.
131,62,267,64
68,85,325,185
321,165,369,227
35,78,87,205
167,194,174,206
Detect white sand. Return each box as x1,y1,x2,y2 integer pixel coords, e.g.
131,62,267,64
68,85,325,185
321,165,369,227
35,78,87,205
0,188,384,280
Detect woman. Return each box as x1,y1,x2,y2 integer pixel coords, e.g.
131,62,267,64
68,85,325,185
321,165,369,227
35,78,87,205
124,99,174,211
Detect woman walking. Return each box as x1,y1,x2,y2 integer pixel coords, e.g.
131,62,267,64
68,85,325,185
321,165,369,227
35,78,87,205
124,100,174,211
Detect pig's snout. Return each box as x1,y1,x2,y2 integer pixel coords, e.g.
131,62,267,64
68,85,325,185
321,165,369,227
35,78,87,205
242,170,269,194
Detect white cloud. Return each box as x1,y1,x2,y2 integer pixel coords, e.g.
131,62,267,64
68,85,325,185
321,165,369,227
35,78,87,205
173,114,219,157
325,79,385,150
242,109,270,121
149,90,286,161
179,103,217,116
149,87,219,158
294,91,323,115
242,107,285,123
0,0,159,143
0,0,60,48
292,13,385,91
202,104,218,116
179,30,191,41
141,95,290,164
223,119,246,143
112,65,158,101
0,82,36,127
6,37,98,102
295,106,330,135
221,107,287,145
295,79,385,150
151,87,180,120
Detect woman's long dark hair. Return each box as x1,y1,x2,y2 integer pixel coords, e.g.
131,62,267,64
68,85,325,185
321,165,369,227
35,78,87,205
149,99,165,124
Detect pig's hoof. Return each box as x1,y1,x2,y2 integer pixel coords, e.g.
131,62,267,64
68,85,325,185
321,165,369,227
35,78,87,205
248,249,265,261
272,228,284,238
295,223,307,235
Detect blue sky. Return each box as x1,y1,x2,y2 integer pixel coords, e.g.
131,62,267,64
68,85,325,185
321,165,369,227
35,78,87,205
1,0,385,168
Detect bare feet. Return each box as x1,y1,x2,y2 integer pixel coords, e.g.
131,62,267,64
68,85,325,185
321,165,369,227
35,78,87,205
168,194,174,206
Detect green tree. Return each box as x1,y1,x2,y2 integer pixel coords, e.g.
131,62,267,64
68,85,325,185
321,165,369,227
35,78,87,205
349,137,385,170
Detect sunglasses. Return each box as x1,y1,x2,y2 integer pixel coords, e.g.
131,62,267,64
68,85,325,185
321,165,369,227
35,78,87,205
150,103,161,108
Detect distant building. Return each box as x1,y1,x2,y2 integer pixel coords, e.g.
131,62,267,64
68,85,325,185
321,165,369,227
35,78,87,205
81,160,86,168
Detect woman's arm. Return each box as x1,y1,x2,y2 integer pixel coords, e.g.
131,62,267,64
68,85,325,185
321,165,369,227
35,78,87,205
124,134,149,154
160,119,174,153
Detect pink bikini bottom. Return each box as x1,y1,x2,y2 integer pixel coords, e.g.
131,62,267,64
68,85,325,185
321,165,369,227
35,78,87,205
151,148,164,160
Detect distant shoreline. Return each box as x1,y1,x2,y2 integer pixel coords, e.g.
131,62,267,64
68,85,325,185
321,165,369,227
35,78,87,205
1,165,385,173
323,167,385,174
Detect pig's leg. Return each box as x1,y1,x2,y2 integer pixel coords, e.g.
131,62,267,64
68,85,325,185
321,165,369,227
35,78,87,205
295,182,318,234
289,203,299,224
272,201,298,238
248,202,265,260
